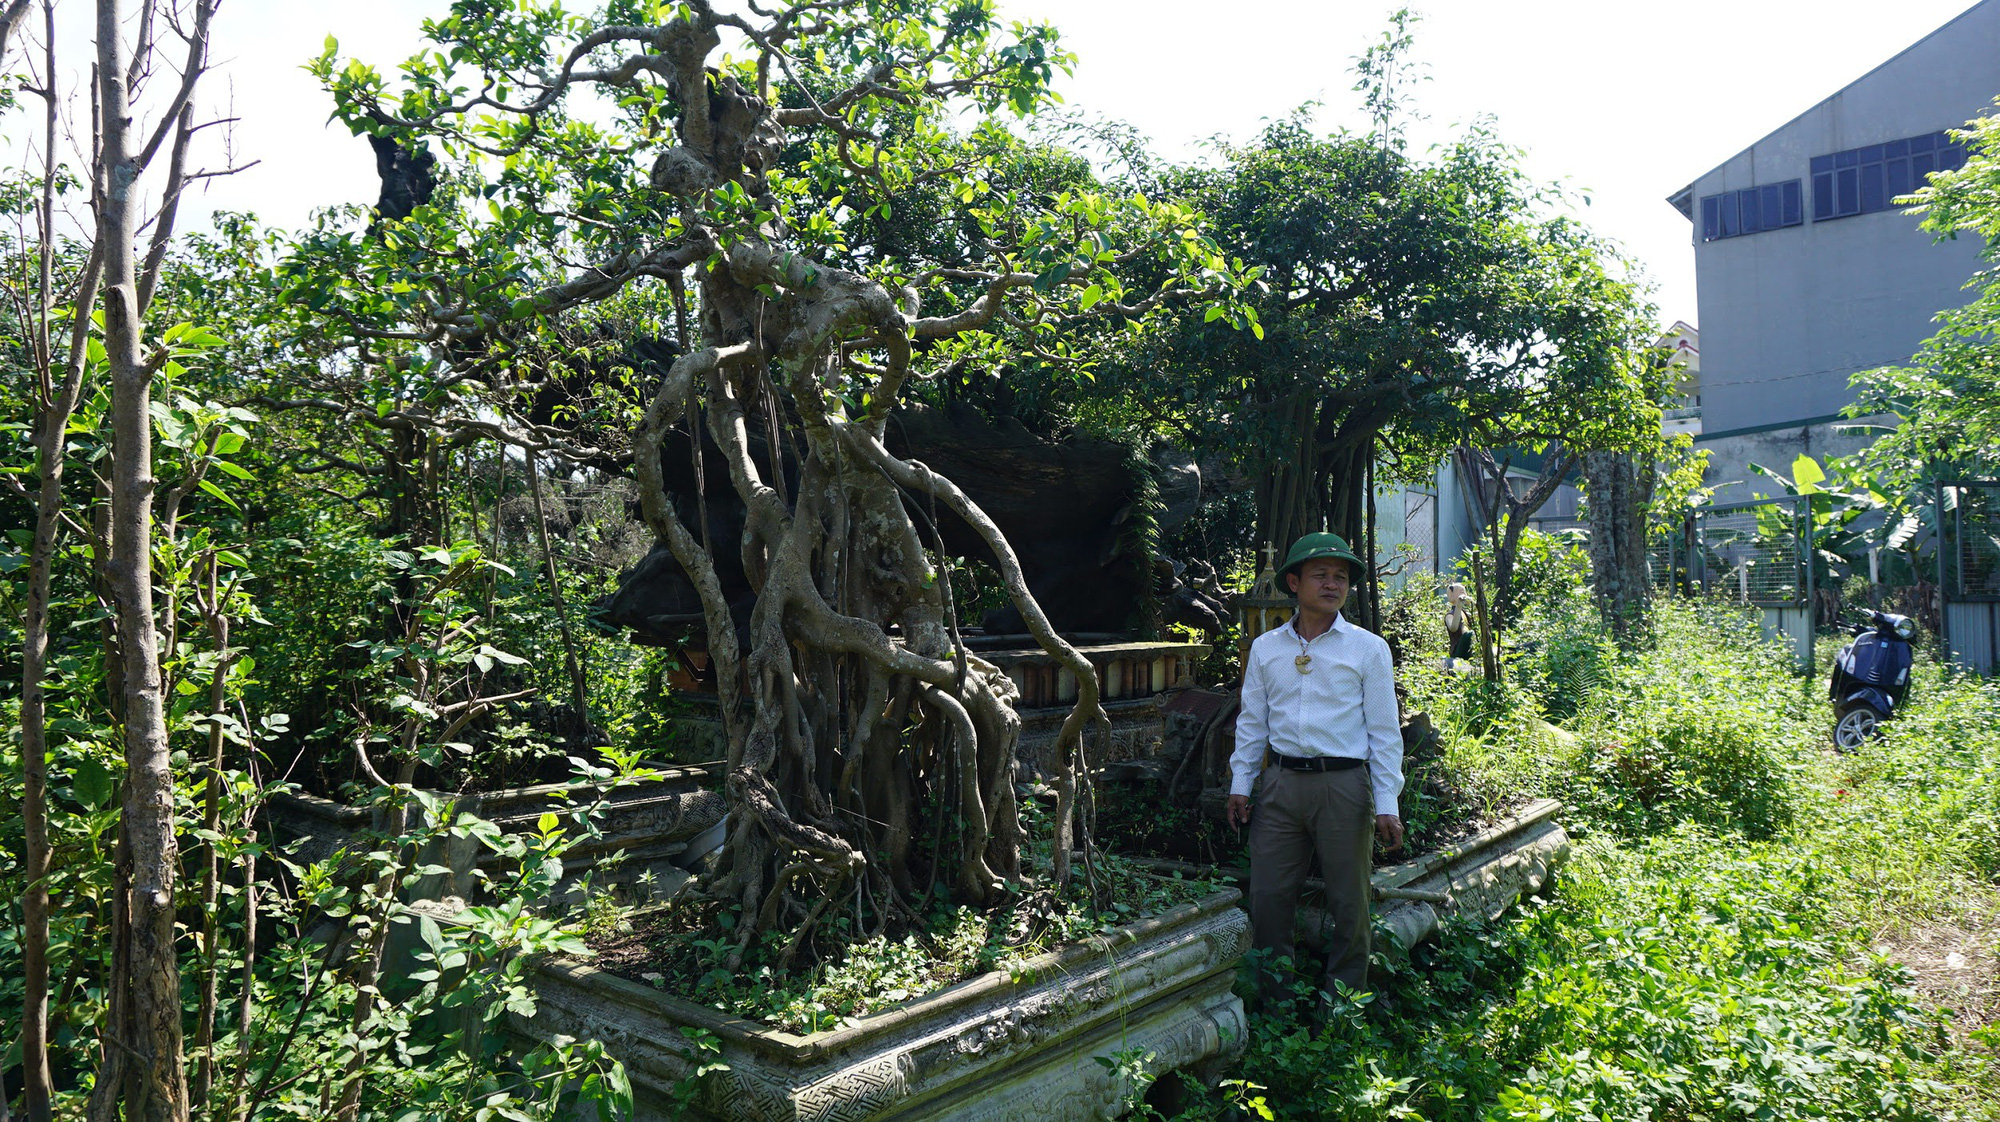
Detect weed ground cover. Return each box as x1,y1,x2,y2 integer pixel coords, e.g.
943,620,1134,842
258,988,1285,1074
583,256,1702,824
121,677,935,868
587,849,1224,1034
1154,593,2000,1122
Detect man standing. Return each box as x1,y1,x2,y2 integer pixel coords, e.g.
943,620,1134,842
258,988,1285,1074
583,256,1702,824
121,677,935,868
1227,532,1404,1000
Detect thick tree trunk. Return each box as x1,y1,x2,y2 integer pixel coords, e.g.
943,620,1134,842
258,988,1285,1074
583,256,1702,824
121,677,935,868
90,1,190,1116
1254,397,1379,628
1583,449,1656,637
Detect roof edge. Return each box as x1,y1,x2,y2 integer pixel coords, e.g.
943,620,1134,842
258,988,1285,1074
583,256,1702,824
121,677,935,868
1668,0,1996,206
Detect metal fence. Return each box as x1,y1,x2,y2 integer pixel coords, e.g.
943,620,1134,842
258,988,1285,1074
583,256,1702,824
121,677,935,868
1525,514,1588,538
1404,488,1438,578
1938,480,2000,674
1648,524,1683,594
1690,496,1814,665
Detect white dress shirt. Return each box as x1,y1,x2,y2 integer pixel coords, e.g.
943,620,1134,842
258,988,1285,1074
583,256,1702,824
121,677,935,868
1231,612,1403,818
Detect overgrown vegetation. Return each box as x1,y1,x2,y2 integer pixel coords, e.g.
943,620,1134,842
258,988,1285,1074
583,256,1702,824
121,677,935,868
1164,554,2000,1121
3,2,1996,1119
599,852,1223,1034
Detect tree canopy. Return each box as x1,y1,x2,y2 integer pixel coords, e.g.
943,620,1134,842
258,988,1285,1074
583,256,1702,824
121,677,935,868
293,0,1266,958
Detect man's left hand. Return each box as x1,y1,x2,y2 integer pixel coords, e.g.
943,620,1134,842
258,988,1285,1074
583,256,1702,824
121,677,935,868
1375,814,1404,850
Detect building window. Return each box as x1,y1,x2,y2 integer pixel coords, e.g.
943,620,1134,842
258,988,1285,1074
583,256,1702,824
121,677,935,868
1812,130,1968,221
1700,180,1803,242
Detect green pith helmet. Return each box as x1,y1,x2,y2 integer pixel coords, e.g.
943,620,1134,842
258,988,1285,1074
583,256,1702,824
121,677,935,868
1280,531,1364,582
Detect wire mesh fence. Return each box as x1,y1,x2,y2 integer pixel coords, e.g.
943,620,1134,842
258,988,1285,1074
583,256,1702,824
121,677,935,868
1940,481,2000,601
1647,529,1681,593
1938,481,2000,674
1404,489,1438,577
1691,497,1808,608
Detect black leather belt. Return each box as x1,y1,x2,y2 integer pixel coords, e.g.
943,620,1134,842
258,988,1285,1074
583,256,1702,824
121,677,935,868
1270,753,1365,773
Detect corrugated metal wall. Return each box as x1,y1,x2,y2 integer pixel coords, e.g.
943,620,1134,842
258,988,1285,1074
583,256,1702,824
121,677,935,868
1945,601,1999,675
1761,606,1816,670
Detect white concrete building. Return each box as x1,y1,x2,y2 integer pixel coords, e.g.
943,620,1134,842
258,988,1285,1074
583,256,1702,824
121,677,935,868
1665,0,2000,501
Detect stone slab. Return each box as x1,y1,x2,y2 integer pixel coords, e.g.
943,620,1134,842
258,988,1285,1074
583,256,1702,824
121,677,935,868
513,889,1250,1121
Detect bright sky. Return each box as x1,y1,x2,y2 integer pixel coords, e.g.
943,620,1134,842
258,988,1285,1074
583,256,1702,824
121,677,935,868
16,0,1992,328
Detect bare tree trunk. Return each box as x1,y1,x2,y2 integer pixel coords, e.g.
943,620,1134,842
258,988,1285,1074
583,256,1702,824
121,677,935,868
1362,441,1380,634
225,835,257,1122
485,449,504,613
0,0,33,58
1468,546,1498,683
1583,449,1656,637
89,1,209,1116
525,448,589,725
190,557,236,1118
17,5,101,1115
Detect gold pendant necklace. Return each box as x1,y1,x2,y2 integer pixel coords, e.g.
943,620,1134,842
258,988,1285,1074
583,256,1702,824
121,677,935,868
1293,624,1313,674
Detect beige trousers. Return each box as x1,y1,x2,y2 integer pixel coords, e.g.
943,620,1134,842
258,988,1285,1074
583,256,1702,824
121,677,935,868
1246,762,1373,997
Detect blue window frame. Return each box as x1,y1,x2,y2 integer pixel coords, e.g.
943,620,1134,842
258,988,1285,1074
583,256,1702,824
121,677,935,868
1811,129,1968,221
1700,180,1803,242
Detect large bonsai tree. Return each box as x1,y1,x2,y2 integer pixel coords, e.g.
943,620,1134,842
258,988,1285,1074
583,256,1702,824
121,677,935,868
300,0,1254,958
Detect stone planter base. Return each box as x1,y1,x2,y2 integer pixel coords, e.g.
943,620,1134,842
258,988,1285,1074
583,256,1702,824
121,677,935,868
513,889,1250,1121
1125,799,1570,956
1358,798,1569,954
268,762,724,905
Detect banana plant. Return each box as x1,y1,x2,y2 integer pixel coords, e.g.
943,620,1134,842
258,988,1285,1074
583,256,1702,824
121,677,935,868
1746,454,1881,587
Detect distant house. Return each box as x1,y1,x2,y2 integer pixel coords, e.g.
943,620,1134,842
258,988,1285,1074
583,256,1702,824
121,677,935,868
1665,0,2000,501
1658,321,1701,440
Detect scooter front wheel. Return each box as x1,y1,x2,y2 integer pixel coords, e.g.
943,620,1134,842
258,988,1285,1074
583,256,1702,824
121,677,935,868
1832,703,1882,752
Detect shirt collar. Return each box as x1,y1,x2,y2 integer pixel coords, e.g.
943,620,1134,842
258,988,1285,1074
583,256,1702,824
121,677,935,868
1287,612,1347,641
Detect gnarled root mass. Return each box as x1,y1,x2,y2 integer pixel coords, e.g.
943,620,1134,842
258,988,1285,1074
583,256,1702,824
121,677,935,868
634,308,1101,954
628,234,1106,958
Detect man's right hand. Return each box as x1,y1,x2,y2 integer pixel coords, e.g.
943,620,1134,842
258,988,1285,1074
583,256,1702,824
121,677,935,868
1226,793,1252,830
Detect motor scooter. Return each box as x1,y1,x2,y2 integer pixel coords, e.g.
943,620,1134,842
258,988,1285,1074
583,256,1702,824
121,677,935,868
1827,610,1916,750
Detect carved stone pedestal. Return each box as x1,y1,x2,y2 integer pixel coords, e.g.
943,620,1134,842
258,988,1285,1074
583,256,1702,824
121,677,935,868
514,890,1250,1121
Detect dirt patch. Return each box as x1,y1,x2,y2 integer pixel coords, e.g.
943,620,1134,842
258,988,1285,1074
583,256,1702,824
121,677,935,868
1876,905,2000,1039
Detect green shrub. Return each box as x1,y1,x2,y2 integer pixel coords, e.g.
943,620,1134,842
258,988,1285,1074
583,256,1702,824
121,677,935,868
1381,569,1450,669
1503,527,1591,627
1561,602,1814,840
1508,594,1615,721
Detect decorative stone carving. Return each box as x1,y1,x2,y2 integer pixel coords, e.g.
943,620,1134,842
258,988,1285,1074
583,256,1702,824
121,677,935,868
512,890,1250,1120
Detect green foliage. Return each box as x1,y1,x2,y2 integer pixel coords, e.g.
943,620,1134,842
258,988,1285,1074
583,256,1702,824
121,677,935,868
1508,596,1614,723
1215,835,1956,1122
1483,838,1950,1122
1803,658,2000,900
1743,453,1886,587
1378,569,1449,668
1499,526,1592,630
1556,602,1813,840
